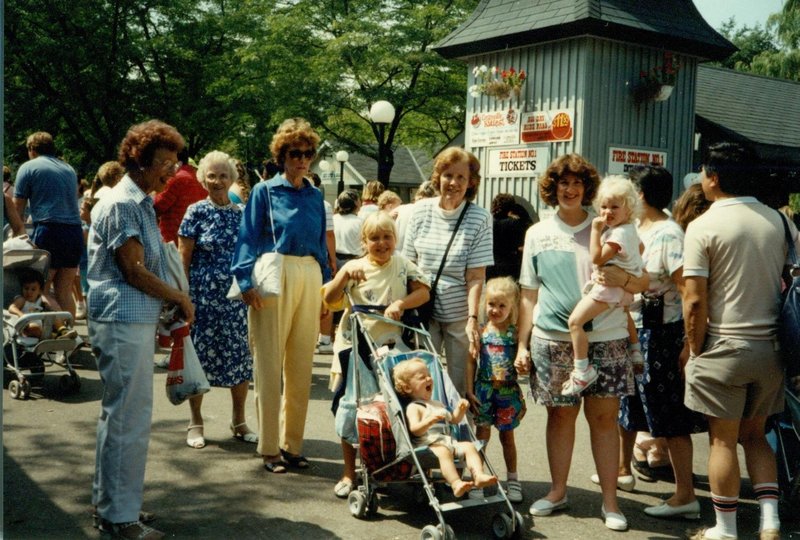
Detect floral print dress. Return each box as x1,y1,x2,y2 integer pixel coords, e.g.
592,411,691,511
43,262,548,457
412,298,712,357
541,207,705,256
178,199,252,387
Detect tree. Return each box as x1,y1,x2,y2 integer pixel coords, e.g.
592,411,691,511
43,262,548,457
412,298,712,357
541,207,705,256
260,0,478,186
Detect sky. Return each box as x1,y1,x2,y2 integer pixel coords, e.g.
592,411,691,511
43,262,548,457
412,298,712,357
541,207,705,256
693,0,785,29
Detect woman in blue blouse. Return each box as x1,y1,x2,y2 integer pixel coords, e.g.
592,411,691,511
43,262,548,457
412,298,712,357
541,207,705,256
231,118,329,473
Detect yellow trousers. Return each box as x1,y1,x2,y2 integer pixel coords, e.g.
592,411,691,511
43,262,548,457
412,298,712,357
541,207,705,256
248,256,322,457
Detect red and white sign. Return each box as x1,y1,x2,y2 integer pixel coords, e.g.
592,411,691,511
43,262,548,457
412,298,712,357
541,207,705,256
466,108,521,147
607,146,667,174
520,109,574,143
486,146,549,178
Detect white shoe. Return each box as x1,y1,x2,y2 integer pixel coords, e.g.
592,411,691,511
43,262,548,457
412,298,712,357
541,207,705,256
154,355,170,369
644,499,701,520
529,496,568,516
75,301,87,320
315,342,333,354
629,349,644,373
561,365,599,395
601,505,628,531
589,473,636,492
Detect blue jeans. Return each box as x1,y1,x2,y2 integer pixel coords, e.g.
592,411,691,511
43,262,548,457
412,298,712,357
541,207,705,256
90,321,156,523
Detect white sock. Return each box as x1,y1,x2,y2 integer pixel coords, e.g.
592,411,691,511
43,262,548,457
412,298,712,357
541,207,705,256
507,471,518,482
709,492,738,538
318,334,331,345
754,482,780,532
628,342,641,352
574,358,589,371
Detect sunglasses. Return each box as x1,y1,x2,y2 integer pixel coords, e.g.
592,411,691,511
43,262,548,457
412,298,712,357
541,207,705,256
287,149,316,160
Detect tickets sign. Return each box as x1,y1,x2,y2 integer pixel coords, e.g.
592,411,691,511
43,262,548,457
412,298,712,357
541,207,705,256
486,147,549,178
607,146,667,174
520,109,574,143
466,108,521,147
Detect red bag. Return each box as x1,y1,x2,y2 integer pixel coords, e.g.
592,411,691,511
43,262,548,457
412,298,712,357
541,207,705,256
356,399,411,481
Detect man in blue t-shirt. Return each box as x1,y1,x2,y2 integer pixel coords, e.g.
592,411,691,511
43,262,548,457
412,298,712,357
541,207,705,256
13,131,83,317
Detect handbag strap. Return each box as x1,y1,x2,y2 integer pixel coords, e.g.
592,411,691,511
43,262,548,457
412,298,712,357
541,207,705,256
778,211,799,266
265,184,278,250
430,201,471,292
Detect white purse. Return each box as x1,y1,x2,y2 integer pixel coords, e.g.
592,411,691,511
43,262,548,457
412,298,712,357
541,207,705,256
227,185,283,300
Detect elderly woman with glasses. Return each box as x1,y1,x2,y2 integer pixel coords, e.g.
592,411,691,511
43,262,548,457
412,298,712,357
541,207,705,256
231,118,330,474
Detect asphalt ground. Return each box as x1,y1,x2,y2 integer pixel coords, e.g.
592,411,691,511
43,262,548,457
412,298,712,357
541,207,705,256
3,318,799,539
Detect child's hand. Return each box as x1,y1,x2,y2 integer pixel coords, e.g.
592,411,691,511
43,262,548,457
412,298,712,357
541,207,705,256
465,392,481,414
342,260,367,282
457,398,469,413
514,347,531,375
592,216,606,230
384,300,403,320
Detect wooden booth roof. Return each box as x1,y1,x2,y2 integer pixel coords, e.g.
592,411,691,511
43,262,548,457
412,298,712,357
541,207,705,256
696,65,800,169
434,0,736,61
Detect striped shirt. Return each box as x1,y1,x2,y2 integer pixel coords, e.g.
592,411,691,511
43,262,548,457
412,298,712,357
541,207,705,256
87,175,166,323
402,197,493,322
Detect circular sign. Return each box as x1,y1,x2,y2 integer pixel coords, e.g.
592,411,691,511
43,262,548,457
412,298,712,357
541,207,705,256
550,112,572,140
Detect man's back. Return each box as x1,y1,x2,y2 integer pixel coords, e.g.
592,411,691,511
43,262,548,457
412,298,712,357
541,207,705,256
14,156,80,224
684,198,786,339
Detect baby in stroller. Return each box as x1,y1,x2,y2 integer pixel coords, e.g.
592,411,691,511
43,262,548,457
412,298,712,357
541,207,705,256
393,357,497,497
8,268,77,340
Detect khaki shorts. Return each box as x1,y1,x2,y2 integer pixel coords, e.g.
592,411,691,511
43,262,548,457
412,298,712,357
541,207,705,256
684,336,784,420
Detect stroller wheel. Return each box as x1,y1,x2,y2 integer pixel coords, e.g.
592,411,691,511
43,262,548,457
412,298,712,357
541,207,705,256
19,379,31,398
420,525,443,540
348,490,368,519
8,379,21,399
492,512,514,539
366,491,379,516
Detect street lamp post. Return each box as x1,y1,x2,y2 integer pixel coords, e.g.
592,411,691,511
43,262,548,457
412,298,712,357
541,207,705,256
369,100,396,187
336,150,349,195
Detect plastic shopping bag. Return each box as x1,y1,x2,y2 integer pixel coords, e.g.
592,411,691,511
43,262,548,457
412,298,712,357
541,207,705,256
163,321,210,405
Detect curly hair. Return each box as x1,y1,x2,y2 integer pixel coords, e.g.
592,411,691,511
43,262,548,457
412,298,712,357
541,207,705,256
233,159,251,202
490,193,516,218
594,175,642,223
392,358,428,398
377,190,402,211
26,132,56,156
118,120,184,172
431,148,481,202
538,154,600,207
269,118,320,167
414,180,436,201
196,150,238,191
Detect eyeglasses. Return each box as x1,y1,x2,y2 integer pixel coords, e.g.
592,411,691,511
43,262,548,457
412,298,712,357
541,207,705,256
287,149,316,160
154,159,182,174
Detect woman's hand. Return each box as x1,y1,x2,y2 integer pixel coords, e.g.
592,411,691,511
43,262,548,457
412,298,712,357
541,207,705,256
514,347,531,375
384,300,404,321
466,317,480,358
175,292,195,325
594,265,628,288
242,288,264,311
465,391,481,415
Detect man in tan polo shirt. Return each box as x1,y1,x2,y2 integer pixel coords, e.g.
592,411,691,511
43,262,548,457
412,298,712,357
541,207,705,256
682,142,800,540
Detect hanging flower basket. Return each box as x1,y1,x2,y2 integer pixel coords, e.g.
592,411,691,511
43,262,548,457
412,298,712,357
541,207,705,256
469,65,525,100
633,52,679,105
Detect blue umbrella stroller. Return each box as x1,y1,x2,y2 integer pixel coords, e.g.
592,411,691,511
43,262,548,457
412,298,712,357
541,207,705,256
767,380,800,519
3,247,82,399
343,301,525,540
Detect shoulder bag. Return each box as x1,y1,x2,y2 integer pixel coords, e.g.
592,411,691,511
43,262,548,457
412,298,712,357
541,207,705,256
227,185,283,300
778,212,800,377
415,202,470,328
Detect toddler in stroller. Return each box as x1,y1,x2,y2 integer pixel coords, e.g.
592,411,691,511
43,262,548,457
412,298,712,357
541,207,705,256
8,268,77,340
393,357,497,497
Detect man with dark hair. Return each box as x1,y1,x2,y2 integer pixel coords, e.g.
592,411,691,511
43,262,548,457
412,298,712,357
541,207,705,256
153,147,207,244
682,142,800,540
13,131,83,317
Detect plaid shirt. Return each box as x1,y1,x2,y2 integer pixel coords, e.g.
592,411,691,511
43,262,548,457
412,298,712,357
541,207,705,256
87,175,166,323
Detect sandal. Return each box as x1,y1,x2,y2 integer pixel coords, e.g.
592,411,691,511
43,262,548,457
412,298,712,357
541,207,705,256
91,507,155,529
186,425,205,449
230,422,258,444
334,478,354,498
280,449,310,469
263,455,287,474
506,480,523,503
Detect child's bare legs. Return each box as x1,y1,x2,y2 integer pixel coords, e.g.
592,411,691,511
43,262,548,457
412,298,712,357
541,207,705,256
430,444,473,497
456,441,497,488
565,296,609,394
22,323,43,339
341,439,357,483
626,311,643,374
499,429,517,475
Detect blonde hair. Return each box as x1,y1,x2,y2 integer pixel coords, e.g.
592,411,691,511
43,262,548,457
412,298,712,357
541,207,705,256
360,211,397,246
393,358,427,398
593,175,641,223
361,180,385,203
196,150,238,190
484,277,520,325
377,190,402,211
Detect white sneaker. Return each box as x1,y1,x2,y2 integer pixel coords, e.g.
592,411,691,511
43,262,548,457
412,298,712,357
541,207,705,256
154,355,170,369
75,301,87,320
629,349,644,374
561,365,598,395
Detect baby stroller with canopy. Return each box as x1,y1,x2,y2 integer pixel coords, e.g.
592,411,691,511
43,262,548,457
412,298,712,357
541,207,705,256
3,242,82,399
767,379,800,520
341,300,525,540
